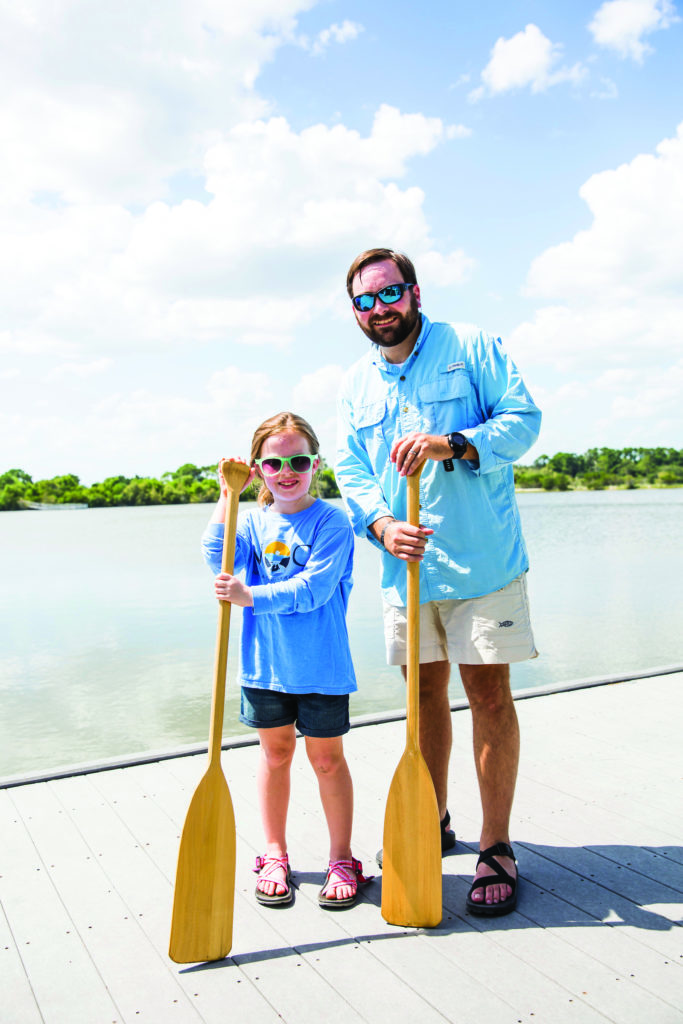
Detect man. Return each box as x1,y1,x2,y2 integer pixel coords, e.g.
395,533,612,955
335,247,541,915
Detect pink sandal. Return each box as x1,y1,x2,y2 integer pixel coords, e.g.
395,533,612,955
318,857,374,909
253,853,292,906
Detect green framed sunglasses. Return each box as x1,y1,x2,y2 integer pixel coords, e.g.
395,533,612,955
253,453,316,476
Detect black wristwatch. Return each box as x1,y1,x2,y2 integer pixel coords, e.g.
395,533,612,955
446,432,468,459
443,431,467,472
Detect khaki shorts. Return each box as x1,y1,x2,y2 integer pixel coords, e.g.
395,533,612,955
383,574,538,666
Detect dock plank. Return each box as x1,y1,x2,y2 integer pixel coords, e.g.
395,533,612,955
1,673,681,1024
8,780,203,1024
0,899,43,1024
0,789,122,1024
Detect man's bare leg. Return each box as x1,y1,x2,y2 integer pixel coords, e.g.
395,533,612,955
459,663,519,906
402,659,452,820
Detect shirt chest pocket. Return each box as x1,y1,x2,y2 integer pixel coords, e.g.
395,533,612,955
418,371,475,433
353,398,390,457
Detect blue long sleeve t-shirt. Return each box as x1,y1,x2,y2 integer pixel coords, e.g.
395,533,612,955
201,499,357,695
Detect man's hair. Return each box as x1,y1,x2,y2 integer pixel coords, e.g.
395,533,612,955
345,248,418,298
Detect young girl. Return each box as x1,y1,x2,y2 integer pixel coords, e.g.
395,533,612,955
201,412,371,909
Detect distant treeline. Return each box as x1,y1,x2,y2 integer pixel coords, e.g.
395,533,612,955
1,447,681,510
513,447,683,491
0,462,341,511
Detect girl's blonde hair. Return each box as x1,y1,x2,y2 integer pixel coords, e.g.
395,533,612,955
250,412,320,507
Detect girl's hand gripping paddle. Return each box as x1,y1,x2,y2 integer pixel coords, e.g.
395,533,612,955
381,465,442,926
169,460,250,963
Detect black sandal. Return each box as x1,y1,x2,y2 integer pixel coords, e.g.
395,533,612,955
376,809,456,868
466,841,518,917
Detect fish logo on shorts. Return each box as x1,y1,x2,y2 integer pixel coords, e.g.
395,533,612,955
263,540,291,574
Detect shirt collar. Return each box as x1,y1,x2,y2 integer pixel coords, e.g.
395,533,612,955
370,314,431,372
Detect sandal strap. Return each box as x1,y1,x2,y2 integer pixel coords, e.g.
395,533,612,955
254,853,289,879
474,843,517,888
321,857,373,897
476,842,515,866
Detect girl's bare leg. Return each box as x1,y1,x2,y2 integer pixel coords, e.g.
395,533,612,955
305,735,355,900
256,725,296,896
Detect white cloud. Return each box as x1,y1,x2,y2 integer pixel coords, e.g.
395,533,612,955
524,358,683,459
0,0,318,207
47,358,113,380
469,24,587,101
309,20,364,56
0,2,477,481
417,250,476,288
1,104,468,356
291,365,345,406
591,76,619,99
510,122,683,390
588,0,679,62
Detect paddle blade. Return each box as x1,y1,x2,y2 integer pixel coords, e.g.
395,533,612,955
381,748,442,927
169,765,236,963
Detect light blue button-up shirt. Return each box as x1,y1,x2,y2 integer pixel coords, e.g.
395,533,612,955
335,315,541,606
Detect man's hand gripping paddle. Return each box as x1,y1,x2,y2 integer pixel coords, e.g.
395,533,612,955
381,464,442,926
169,460,250,963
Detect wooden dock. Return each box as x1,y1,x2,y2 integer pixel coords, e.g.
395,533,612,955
2,672,682,1024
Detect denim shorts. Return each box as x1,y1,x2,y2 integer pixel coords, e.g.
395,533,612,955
239,686,350,738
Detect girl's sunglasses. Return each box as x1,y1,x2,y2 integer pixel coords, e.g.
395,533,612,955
254,454,316,476
351,282,415,312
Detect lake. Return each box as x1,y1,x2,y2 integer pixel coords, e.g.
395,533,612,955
1,489,681,778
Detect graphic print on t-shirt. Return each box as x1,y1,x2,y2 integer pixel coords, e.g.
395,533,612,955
257,535,313,579
263,540,290,574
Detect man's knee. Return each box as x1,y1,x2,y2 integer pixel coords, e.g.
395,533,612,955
413,660,450,700
460,664,513,714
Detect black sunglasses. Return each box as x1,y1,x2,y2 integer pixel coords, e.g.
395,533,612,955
351,282,415,312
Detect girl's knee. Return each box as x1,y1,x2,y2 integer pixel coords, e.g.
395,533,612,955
305,738,346,776
259,730,296,769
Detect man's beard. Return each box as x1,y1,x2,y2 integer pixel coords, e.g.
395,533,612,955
359,293,421,349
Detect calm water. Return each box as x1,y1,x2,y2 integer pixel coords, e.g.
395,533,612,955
1,490,681,778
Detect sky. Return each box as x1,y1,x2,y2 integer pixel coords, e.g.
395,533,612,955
1,0,682,484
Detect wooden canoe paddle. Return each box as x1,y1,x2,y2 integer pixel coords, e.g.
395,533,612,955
381,464,442,927
169,459,250,964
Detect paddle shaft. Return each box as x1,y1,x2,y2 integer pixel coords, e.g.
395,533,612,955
405,467,421,754
207,465,246,765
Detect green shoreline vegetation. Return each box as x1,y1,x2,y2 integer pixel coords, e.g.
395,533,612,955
1,448,681,511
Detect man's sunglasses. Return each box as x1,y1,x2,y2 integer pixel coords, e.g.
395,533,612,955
254,454,316,476
351,282,415,312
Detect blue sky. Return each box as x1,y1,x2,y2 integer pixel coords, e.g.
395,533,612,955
1,0,682,483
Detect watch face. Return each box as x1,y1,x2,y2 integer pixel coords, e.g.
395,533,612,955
448,433,467,457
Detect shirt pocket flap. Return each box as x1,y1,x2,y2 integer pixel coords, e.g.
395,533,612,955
354,399,386,428
419,372,471,403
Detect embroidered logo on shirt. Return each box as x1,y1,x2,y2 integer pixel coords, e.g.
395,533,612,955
447,361,465,371
498,620,514,628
